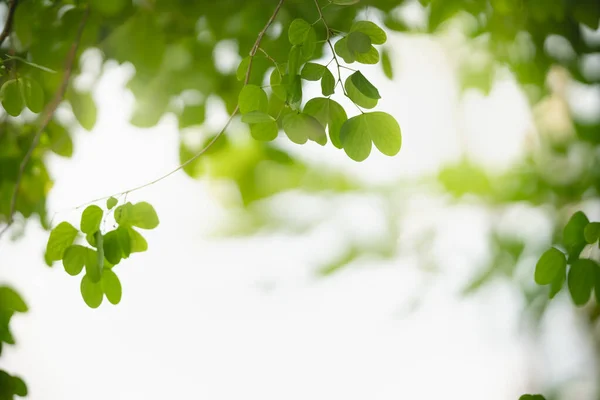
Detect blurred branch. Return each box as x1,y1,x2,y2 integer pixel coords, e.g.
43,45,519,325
70,0,286,210
0,6,89,240
0,0,18,47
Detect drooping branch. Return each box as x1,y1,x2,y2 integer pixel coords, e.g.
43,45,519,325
0,7,90,240
0,0,18,47
71,0,286,210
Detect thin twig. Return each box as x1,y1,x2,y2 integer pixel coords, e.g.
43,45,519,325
0,0,18,47
313,0,348,97
0,7,89,240
71,0,286,211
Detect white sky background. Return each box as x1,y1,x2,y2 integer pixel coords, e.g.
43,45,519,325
1,6,598,400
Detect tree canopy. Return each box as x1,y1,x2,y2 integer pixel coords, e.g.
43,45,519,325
1,0,600,398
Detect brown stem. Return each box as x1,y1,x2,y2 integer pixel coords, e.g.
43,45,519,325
0,0,18,47
0,7,89,240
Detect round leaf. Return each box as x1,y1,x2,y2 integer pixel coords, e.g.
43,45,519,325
103,230,123,265
80,274,103,308
350,21,387,45
23,78,44,113
101,269,122,305
568,258,598,306
534,247,566,285
345,75,377,109
46,222,79,262
238,84,268,114
128,227,148,253
107,196,118,210
241,111,275,124
334,37,355,64
62,245,89,276
321,68,335,96
250,120,278,141
347,31,372,54
288,18,311,45
303,98,347,148
282,113,327,145
301,63,325,81
340,112,401,161
584,222,600,244
1,79,24,117
563,211,589,259
350,71,381,99
80,205,103,234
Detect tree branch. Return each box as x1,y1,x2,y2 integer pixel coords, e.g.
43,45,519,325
0,7,89,240
71,0,286,210
0,0,18,47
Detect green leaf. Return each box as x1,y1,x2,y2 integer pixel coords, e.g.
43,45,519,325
288,18,312,45
334,37,355,63
117,226,131,258
90,0,129,16
45,121,73,158
62,245,88,276
345,75,378,109
549,258,567,299
0,287,28,313
22,78,44,113
568,258,598,306
101,269,122,305
13,376,27,396
0,79,24,117
70,91,97,131
350,71,381,99
584,222,600,244
350,21,387,45
285,74,302,108
331,0,360,4
288,45,302,76
340,112,402,161
301,63,325,81
46,222,79,262
250,120,278,141
301,27,317,61
282,113,327,145
128,227,148,253
236,56,251,81
85,246,102,283
129,202,160,229
80,274,103,309
270,68,286,100
563,211,589,260
107,197,118,210
534,247,567,285
382,49,393,79
241,111,274,124
519,395,546,400
321,68,335,96
303,98,347,148
355,46,380,64
573,0,600,30
103,230,122,265
347,31,372,54
80,205,103,234
238,84,268,114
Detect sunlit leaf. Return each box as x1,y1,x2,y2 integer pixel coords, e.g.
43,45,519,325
107,197,118,210
345,75,378,109
350,21,387,44
584,222,600,244
238,84,268,114
283,112,327,145
303,97,347,148
340,112,401,161
62,245,88,276
46,222,78,262
80,274,103,309
0,79,24,117
250,120,278,141
80,205,103,234
22,78,44,113
101,269,122,305
241,111,275,124
288,18,312,45
301,63,325,81
563,211,589,260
